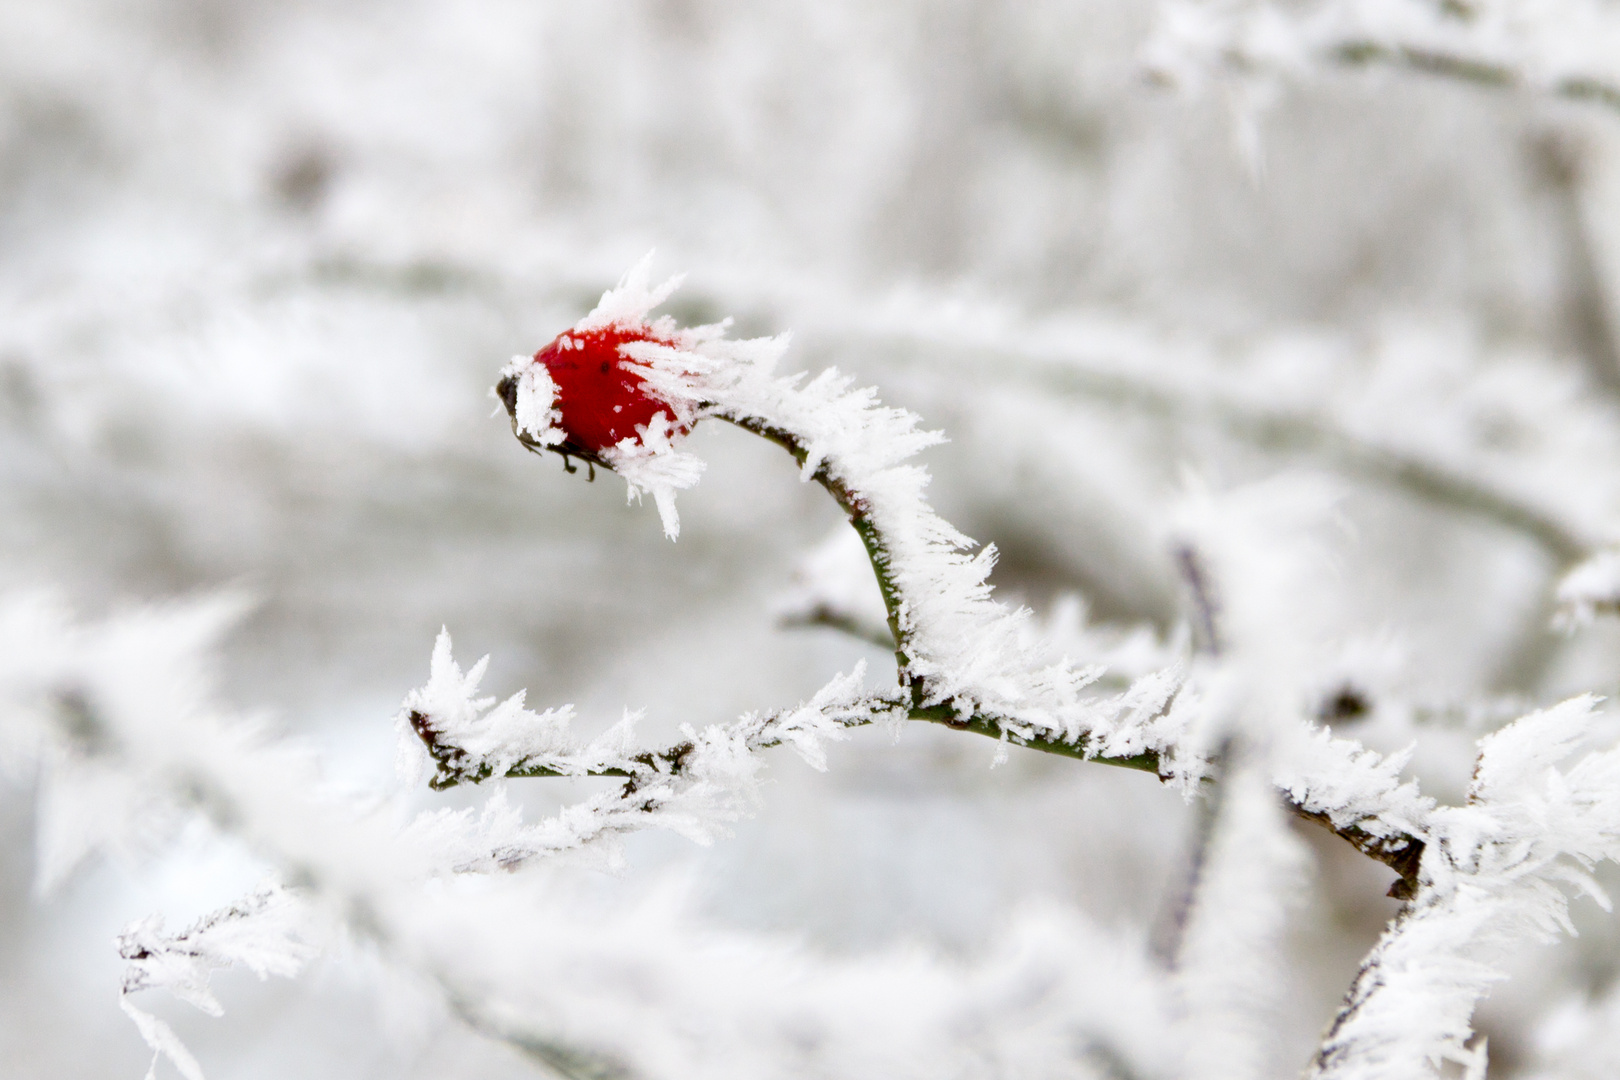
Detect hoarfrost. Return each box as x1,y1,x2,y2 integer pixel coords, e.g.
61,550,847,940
602,412,708,540
495,353,566,448
118,883,314,1080
1312,695,1620,1077
1175,763,1313,1080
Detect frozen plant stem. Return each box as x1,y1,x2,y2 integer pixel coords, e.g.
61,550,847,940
775,606,896,651
727,416,911,672
734,415,1426,895
446,992,633,1080
1153,742,1230,967
1331,41,1620,114
890,342,1590,567
483,382,1429,896
1153,554,1226,967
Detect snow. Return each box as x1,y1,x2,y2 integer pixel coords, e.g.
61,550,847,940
6,2,1620,1075
496,354,566,450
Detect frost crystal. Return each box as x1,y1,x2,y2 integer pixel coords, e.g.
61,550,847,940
496,353,566,448
397,627,579,786
602,412,707,540
398,629,883,869
119,884,314,1080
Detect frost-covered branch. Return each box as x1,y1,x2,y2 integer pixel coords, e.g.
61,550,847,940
0,594,1195,1080
399,631,901,868
488,264,1460,900
495,260,1213,782
1174,760,1313,1080
118,884,314,1080
403,629,1175,791
1145,0,1620,116
1311,695,1620,1077
864,314,1608,568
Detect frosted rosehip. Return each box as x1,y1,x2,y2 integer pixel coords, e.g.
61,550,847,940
498,325,689,466
545,327,684,453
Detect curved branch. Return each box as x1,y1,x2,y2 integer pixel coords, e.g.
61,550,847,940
492,323,1432,901
726,416,914,673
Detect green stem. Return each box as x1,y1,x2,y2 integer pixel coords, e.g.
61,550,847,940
777,607,896,651
1333,41,1620,115
723,416,914,678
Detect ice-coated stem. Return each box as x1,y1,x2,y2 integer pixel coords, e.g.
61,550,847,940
487,397,1429,896
726,416,913,674
488,277,1435,901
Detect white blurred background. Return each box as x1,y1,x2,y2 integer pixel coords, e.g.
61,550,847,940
6,1,1620,1076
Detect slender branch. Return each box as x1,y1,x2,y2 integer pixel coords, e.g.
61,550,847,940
1332,41,1620,116
905,347,1590,566
725,416,914,678
905,701,1164,772
411,699,1165,787
776,606,897,650
1148,4,1620,120
1151,542,1229,967
1536,132,1620,397
445,992,635,1080
415,692,1424,896
1173,545,1224,658
1293,809,1427,901
490,362,1431,899
1152,741,1231,966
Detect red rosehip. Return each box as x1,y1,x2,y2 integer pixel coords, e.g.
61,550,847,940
533,326,686,455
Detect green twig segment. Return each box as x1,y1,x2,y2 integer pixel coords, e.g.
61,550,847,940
777,607,897,651
1333,41,1620,115
724,416,913,675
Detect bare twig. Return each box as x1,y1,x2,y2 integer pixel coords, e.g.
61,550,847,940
1332,40,1620,117
1173,545,1223,658
776,606,897,651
